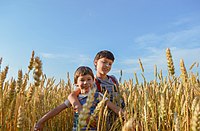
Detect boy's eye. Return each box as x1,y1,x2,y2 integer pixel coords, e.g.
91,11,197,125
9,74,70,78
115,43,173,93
102,61,112,66
102,61,109,64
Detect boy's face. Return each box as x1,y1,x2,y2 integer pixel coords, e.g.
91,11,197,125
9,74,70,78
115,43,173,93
94,57,113,75
76,74,94,94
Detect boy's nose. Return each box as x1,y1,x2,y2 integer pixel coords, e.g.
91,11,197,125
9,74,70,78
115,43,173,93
105,63,110,67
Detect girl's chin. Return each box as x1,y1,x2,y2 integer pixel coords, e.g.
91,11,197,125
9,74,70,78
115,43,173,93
85,90,90,93
82,89,90,94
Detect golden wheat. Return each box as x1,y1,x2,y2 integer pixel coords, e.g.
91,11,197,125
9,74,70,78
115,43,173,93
1,48,200,130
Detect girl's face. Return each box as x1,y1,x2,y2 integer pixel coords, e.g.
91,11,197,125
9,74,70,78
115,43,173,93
95,57,113,76
76,74,94,94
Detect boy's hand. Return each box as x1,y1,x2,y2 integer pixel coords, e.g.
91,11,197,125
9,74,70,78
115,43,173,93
68,88,82,113
74,106,83,113
34,122,44,131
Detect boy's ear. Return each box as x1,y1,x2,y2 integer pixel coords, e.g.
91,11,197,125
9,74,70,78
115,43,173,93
94,60,97,66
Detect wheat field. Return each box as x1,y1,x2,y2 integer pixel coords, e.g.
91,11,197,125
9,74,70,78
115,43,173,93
0,48,200,131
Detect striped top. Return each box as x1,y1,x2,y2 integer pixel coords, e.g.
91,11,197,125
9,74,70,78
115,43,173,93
72,90,101,131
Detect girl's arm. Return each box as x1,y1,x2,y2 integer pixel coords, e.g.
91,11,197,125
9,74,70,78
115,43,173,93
34,103,67,131
68,88,82,113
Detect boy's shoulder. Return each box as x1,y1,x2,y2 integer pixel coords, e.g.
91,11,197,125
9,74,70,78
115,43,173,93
95,75,118,84
107,75,118,84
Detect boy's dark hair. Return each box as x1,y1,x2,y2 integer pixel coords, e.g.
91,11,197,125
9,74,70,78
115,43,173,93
94,50,115,62
74,66,94,84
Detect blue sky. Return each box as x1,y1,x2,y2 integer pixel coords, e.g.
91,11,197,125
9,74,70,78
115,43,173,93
0,0,200,83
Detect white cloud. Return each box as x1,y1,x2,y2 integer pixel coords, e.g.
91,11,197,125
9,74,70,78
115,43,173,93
120,47,200,76
130,23,200,76
134,34,162,47
111,67,140,74
171,17,193,26
120,47,167,68
171,48,200,66
121,58,138,65
134,25,200,48
41,52,91,65
40,53,70,59
164,27,200,47
118,47,200,82
76,54,91,65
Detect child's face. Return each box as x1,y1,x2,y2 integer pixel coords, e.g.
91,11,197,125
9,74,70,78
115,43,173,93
95,57,113,75
76,74,94,94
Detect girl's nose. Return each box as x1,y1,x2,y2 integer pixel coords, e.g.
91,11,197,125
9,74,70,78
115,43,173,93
84,81,87,84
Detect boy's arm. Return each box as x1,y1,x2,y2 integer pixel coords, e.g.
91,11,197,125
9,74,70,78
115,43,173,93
98,92,123,115
111,75,125,108
34,103,67,130
68,88,82,113
106,100,123,115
